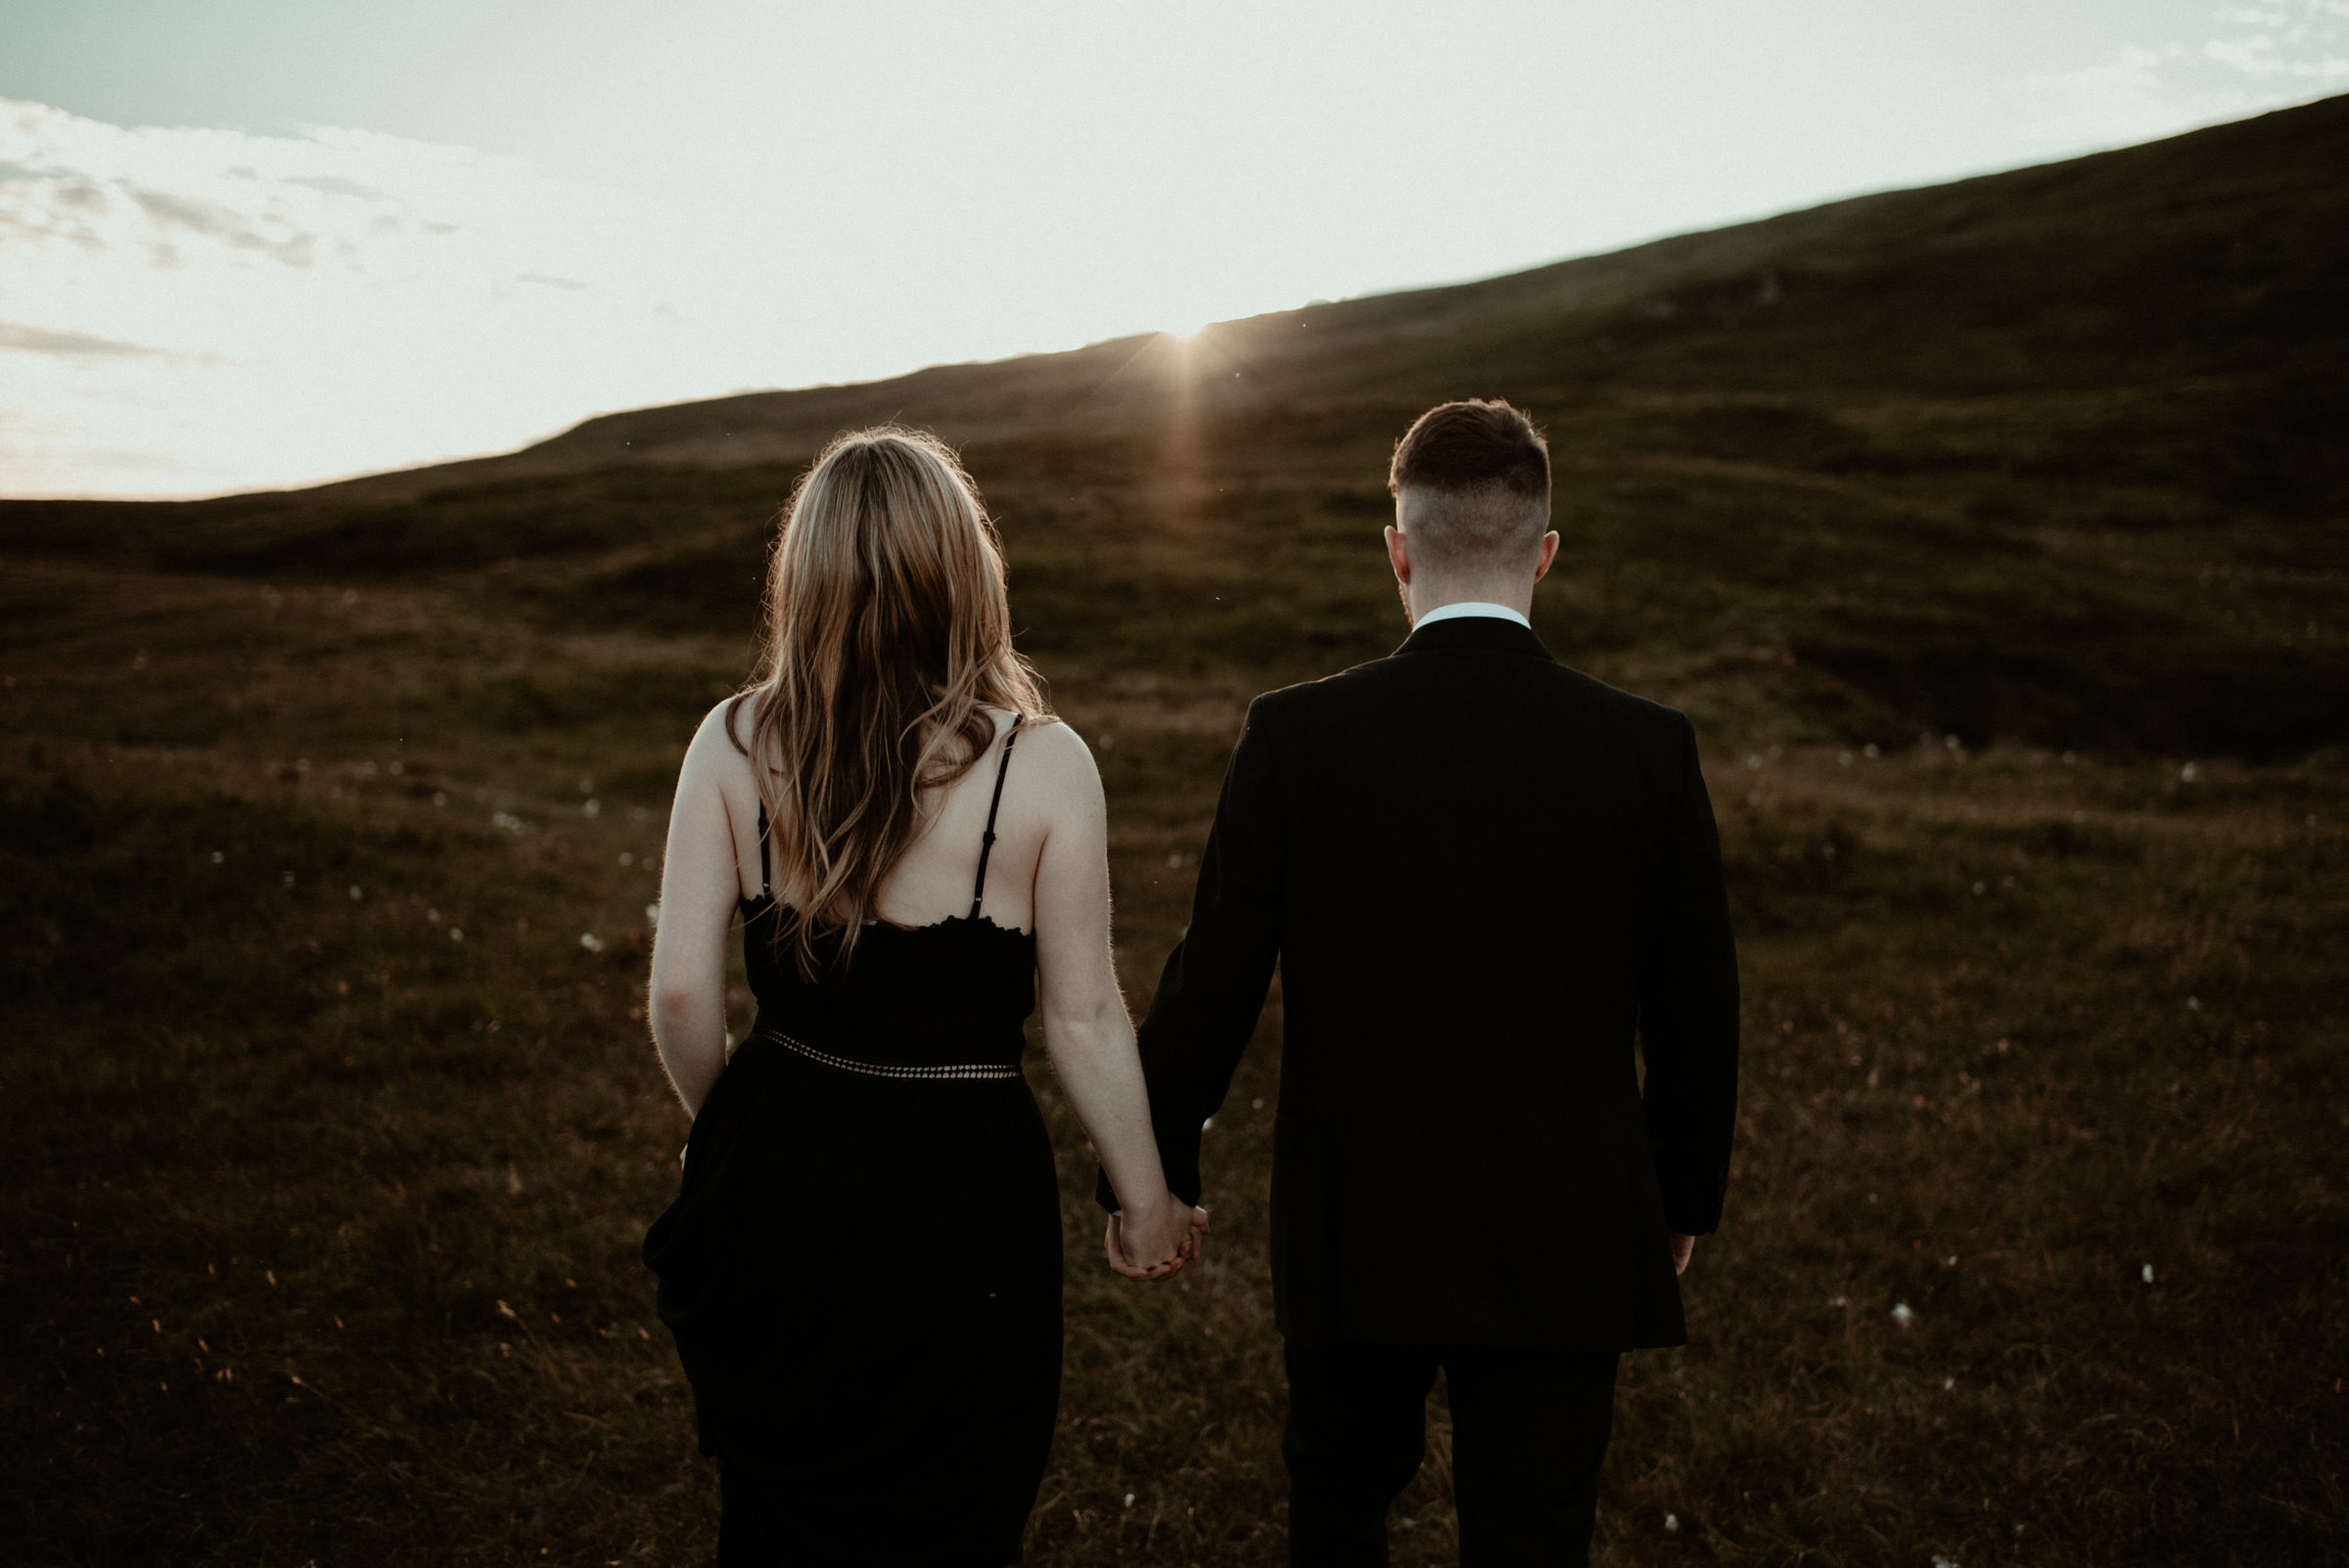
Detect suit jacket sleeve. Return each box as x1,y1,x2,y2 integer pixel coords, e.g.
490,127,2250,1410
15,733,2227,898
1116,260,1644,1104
1638,713,1741,1235
1095,695,1286,1211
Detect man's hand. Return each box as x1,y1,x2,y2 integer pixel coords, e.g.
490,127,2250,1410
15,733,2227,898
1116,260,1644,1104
1669,1232,1695,1275
1105,1197,1211,1281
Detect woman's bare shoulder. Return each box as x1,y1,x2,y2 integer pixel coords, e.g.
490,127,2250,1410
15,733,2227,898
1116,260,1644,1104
1006,716,1100,807
681,695,757,778
1011,714,1091,765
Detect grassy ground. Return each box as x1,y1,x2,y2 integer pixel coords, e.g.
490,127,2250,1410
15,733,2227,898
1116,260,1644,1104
5,99,2347,1566
4,407,2344,1565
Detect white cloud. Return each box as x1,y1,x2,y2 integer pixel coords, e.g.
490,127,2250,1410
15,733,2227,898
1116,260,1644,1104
0,320,176,358
7,4,2345,499
0,98,714,496
2024,2,2349,149
2204,32,2349,75
0,93,1153,496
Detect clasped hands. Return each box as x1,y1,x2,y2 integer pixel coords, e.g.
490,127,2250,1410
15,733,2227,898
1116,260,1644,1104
1103,1193,1212,1281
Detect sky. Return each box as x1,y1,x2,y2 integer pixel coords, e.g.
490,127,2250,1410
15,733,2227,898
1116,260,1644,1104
2,1,2344,498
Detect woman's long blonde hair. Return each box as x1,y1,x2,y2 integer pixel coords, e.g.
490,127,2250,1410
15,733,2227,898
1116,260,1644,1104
734,426,1048,975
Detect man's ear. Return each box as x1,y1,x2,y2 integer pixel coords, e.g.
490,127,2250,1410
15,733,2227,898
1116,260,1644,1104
1385,524,1412,585
1533,530,1560,582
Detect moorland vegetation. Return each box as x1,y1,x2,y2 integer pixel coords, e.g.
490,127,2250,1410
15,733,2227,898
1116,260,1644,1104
3,95,2344,1564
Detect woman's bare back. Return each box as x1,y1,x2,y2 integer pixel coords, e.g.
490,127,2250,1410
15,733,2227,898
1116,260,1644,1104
716,696,1056,934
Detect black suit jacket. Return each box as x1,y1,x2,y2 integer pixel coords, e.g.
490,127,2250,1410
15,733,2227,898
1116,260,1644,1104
1101,616,1739,1350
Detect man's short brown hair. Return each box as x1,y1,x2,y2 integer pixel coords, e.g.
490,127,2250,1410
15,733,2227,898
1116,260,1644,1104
1387,399,1550,574
1388,398,1550,499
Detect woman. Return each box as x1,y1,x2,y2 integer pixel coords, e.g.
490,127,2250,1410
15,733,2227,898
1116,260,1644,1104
640,427,1203,1565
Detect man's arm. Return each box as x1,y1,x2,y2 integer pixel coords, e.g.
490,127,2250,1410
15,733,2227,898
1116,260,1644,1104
1638,714,1741,1237
1096,696,1288,1211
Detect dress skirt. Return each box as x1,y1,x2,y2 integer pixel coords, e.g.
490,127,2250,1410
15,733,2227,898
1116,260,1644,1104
643,1033,1064,1566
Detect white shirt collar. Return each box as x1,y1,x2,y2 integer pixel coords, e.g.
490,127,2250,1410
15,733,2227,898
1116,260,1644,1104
1412,600,1530,631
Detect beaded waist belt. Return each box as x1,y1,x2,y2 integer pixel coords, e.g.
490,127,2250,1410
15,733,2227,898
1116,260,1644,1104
763,1030,1021,1082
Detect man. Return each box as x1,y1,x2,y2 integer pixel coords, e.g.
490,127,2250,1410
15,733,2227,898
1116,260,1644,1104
1100,398,1740,1565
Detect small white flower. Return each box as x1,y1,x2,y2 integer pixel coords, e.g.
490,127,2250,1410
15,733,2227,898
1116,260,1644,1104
2180,762,2196,783
1943,1376,1956,1391
427,908,439,924
1829,1295,1847,1308
348,885,362,900
645,903,662,927
1891,1302,1916,1328
449,928,464,942
1663,1513,1679,1532
210,851,224,863
583,799,601,818
2187,996,2201,1011
2142,1264,2154,1284
1864,743,1879,759
579,933,605,953
1167,852,1183,868
1123,1494,1134,1508
619,852,633,866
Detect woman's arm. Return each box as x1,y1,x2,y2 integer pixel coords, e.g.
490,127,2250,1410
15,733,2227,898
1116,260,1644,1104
1026,723,1204,1276
648,704,751,1120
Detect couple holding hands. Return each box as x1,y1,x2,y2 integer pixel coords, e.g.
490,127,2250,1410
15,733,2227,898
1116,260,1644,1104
642,399,1740,1567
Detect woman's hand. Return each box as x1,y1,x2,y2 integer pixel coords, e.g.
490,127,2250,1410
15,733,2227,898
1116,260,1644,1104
1103,1195,1210,1281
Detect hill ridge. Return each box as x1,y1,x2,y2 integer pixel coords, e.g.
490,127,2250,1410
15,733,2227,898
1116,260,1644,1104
2,93,2343,759
269,92,2348,503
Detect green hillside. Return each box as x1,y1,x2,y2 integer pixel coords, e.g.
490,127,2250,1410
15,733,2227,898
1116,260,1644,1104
7,95,2346,758
2,98,2344,1567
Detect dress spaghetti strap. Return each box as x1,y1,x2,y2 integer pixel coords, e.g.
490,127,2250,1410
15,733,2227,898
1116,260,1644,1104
755,802,771,899
969,715,1025,921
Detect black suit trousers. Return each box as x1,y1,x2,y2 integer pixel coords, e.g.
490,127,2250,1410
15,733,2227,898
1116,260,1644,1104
1283,1340,1620,1568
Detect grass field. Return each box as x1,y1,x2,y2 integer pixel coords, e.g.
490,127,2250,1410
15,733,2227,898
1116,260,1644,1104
4,100,2347,1566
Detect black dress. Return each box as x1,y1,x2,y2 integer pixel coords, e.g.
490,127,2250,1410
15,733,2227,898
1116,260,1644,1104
644,719,1061,1566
